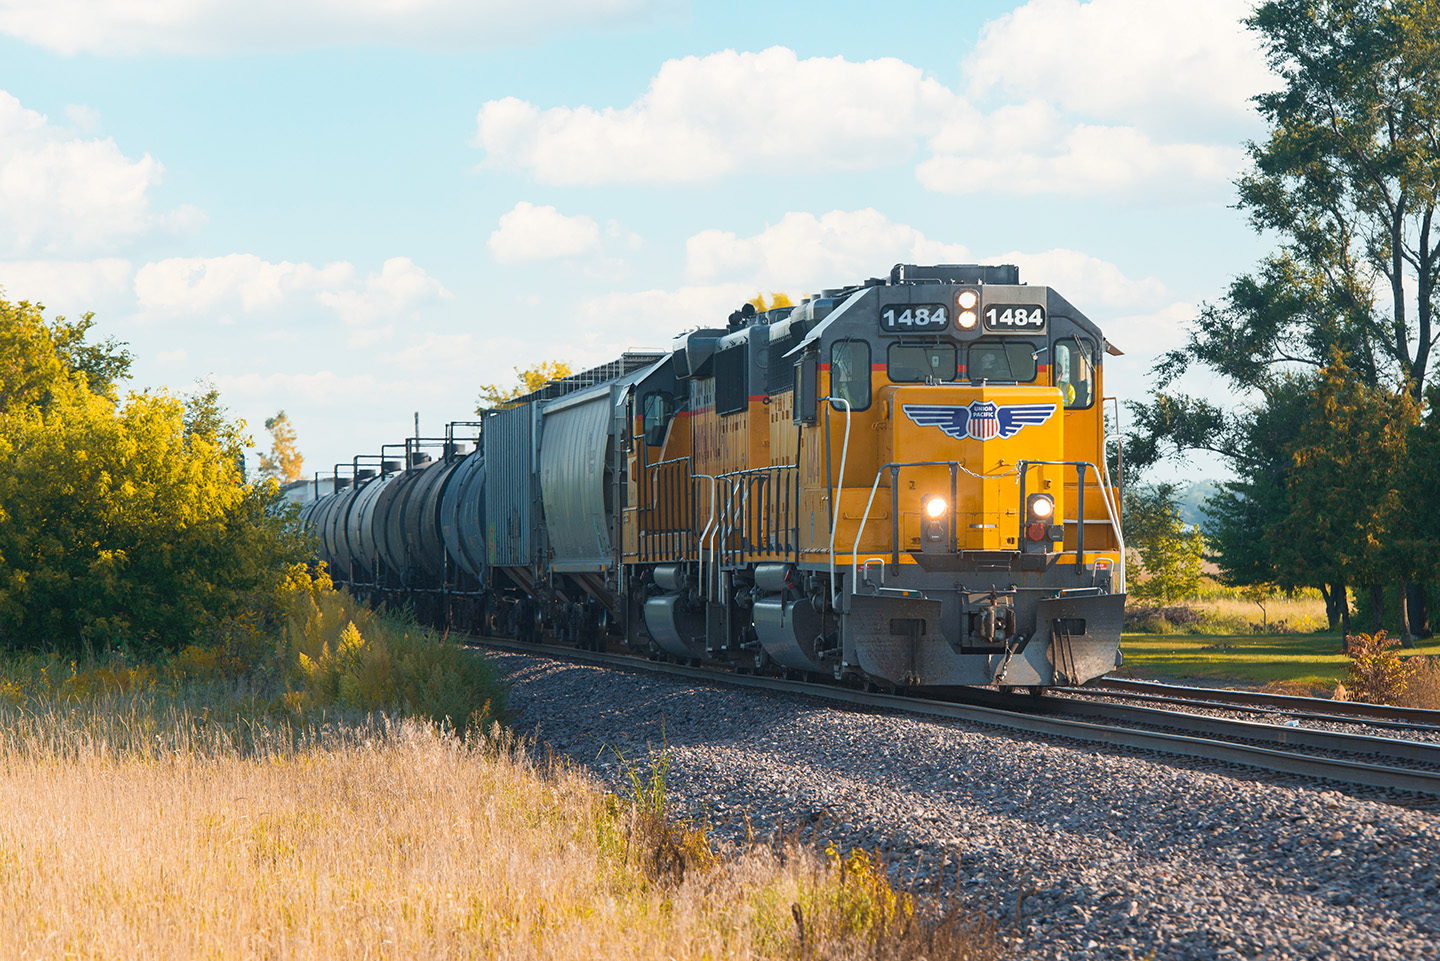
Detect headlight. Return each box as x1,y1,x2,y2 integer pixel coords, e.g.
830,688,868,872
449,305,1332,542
925,496,948,519
957,310,978,329
1027,493,1055,521
957,289,978,310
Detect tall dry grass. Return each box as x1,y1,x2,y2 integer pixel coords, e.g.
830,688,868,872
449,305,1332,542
0,690,1002,960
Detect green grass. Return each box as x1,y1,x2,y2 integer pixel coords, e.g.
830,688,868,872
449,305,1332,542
1118,631,1440,689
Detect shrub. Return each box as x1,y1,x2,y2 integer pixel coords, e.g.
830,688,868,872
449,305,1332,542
1342,631,1421,705
280,579,504,733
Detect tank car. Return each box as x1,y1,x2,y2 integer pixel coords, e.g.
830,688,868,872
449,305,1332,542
301,262,1127,690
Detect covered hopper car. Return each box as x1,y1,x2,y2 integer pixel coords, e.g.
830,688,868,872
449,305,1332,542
300,263,1127,690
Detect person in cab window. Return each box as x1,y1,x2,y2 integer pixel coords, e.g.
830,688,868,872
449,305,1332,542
975,349,1003,381
1055,340,1092,408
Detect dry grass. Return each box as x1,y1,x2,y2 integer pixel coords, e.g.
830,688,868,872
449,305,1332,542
1400,659,1440,709
0,691,1003,960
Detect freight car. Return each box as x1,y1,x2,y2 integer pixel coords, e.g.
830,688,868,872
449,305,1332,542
300,263,1127,690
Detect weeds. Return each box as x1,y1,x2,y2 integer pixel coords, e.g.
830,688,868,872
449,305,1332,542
608,749,1003,960
0,564,506,736
1342,631,1425,705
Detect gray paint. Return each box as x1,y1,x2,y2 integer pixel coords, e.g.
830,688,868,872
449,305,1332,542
539,389,613,572
440,453,486,579
484,404,540,568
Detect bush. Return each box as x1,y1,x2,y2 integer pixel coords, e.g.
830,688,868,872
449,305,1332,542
1123,605,1204,632
1342,631,1422,705
279,574,504,733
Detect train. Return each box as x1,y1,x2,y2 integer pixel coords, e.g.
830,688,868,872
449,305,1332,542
299,262,1128,691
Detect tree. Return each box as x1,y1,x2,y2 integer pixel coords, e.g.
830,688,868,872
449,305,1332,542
1123,483,1207,603
258,409,304,483
1272,359,1422,641
0,294,308,656
475,360,574,412
1129,0,1440,630
1,296,131,414
747,292,795,311
1242,0,1440,396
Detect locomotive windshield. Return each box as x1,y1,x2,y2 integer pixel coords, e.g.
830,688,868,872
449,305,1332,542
887,344,956,382
967,342,1037,383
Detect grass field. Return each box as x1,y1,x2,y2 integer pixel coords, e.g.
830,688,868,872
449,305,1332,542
0,682,1000,960
1118,631,1440,690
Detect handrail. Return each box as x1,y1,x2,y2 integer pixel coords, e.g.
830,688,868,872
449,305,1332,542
825,396,852,609
693,474,718,600
849,460,964,609
717,464,800,563
1016,459,1126,592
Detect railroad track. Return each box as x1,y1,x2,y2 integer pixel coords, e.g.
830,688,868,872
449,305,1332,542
1063,677,1440,733
473,636,1440,800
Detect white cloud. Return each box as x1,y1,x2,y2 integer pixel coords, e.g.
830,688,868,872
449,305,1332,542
574,285,749,360
134,253,450,340
155,348,187,365
1103,301,1196,358
918,119,1244,198
0,258,133,310
315,257,452,327
681,210,1177,316
134,254,348,314
472,43,1251,200
966,0,1273,133
488,202,601,263
474,47,961,185
0,91,198,255
686,209,969,291
989,249,1169,310
0,0,670,55
214,370,396,405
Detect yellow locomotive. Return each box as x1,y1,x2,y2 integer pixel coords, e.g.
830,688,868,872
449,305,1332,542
303,262,1126,690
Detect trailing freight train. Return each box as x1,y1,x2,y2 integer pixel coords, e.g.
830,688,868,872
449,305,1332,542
300,263,1127,690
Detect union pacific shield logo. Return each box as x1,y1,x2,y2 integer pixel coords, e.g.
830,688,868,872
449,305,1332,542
969,401,1000,439
902,402,1057,441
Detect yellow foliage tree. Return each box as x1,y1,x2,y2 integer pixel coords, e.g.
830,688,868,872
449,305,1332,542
746,292,795,312
0,294,308,655
475,360,574,412
258,409,304,483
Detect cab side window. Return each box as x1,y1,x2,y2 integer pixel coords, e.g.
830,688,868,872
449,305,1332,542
1053,338,1095,408
830,340,871,411
641,392,673,446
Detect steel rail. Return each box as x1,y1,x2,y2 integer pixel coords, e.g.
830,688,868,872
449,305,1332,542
1021,692,1440,765
473,637,1440,797
1073,677,1440,727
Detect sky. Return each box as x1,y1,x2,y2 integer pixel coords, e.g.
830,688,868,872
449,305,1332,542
0,0,1279,483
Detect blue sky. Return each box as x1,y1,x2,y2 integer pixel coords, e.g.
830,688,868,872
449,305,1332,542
0,0,1276,481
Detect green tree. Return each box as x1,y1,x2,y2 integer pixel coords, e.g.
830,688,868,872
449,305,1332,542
1,296,131,414
1130,0,1440,629
1274,360,1425,642
0,295,307,656
1123,483,1207,603
475,360,574,412
258,409,305,483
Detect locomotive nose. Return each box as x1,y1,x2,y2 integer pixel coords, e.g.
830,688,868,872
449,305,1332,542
883,384,1065,552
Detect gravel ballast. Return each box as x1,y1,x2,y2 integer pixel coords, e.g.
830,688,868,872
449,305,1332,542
488,648,1440,961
